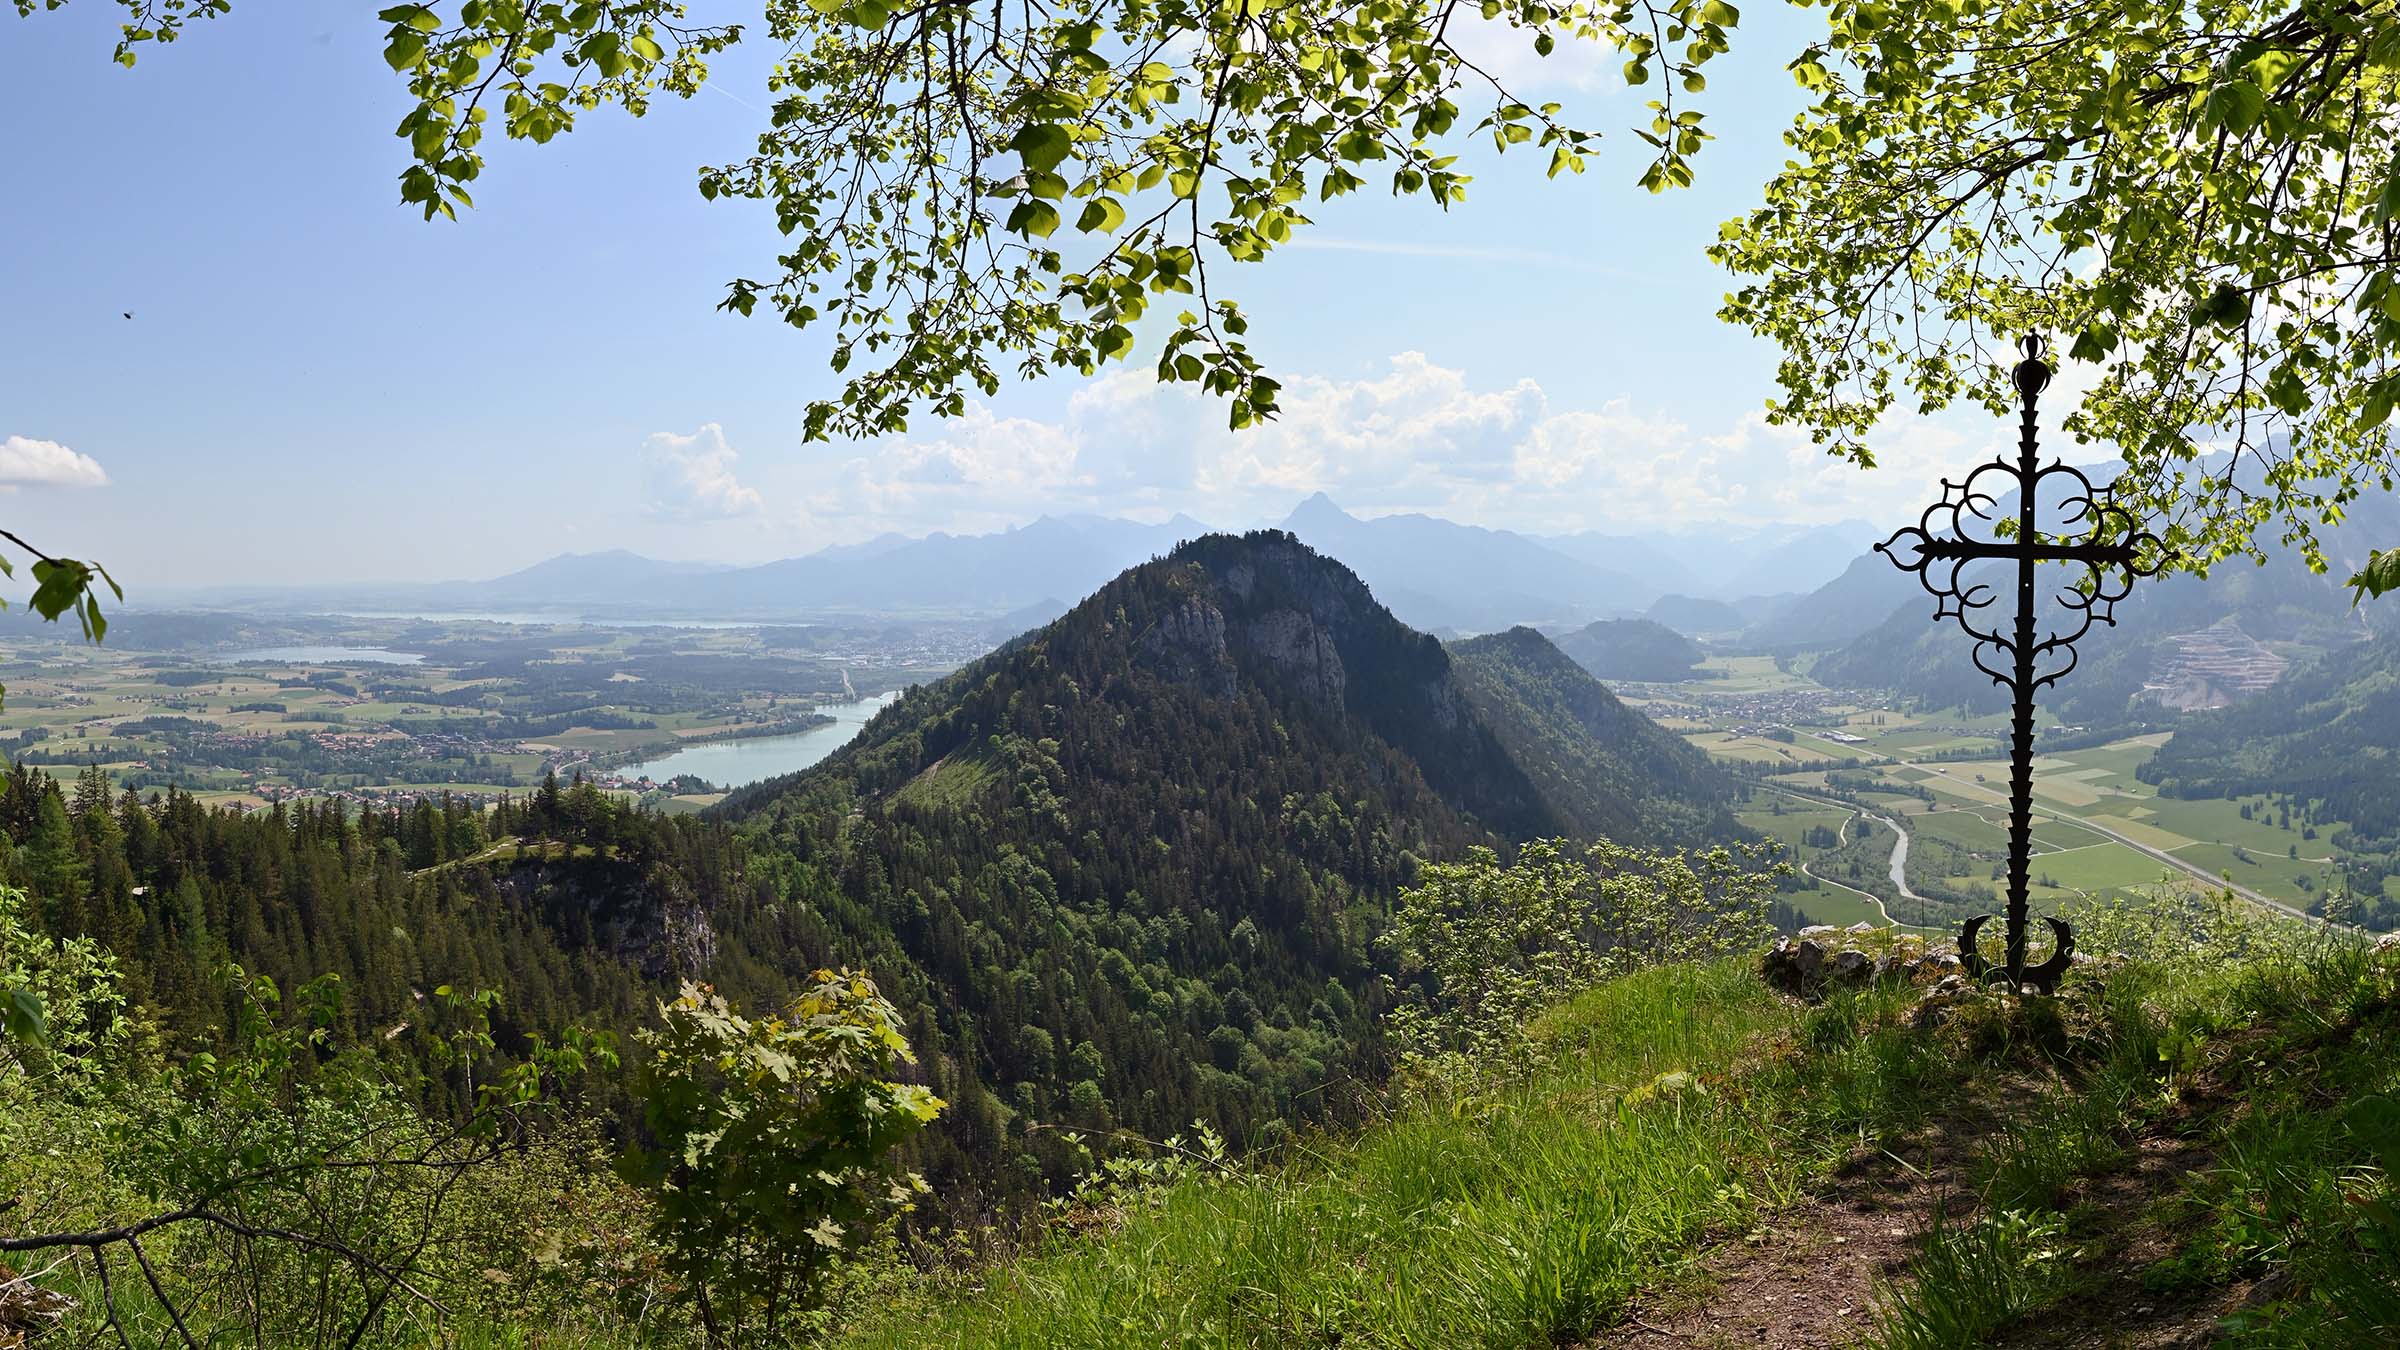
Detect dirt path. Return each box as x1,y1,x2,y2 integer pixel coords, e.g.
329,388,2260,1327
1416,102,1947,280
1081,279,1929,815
1592,1104,2004,1349
1589,1085,2253,1350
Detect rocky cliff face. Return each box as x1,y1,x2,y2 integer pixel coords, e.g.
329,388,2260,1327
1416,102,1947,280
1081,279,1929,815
492,855,718,980
1164,532,1554,837
1240,609,1347,714
1137,594,1238,701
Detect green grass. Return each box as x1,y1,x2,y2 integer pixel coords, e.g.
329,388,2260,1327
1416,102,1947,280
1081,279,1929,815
1734,802,1852,850
890,753,1000,811
838,962,1908,1349
1788,888,1892,928
841,917,2400,1349
1873,1209,2078,1349
2027,843,2180,892
1908,809,2109,857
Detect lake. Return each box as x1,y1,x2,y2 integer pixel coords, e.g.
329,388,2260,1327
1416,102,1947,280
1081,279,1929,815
212,646,425,665
614,690,904,789
322,610,814,630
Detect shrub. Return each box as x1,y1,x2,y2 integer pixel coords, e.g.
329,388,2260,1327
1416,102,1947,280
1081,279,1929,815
623,971,944,1347
1381,838,1783,1082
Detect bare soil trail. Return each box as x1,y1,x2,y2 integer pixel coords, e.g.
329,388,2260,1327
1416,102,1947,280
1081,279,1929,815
1589,1079,2257,1350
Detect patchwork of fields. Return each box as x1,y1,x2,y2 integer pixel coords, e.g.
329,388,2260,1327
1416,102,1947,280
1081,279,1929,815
0,614,966,809
1654,661,2351,923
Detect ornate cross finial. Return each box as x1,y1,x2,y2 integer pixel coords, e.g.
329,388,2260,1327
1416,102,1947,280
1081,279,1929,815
1875,334,2167,991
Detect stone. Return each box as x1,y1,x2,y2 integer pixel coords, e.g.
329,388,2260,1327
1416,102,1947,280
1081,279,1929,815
0,1262,75,1344
1828,949,1875,982
1761,936,1832,995
1799,925,1839,940
1907,977,1972,1030
1242,608,1346,714
1135,595,1238,701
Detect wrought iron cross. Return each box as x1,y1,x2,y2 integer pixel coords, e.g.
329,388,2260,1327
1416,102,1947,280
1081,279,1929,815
1876,336,2166,991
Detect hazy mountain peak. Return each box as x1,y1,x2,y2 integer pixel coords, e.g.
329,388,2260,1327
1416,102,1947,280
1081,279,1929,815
1283,492,1357,530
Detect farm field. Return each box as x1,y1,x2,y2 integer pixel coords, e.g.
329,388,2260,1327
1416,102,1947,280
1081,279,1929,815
0,611,973,807
1729,732,2346,915
1685,654,1819,695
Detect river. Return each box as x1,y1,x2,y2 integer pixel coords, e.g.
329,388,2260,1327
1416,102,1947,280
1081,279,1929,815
613,691,903,789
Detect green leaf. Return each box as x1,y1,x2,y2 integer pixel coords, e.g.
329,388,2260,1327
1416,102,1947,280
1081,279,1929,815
2193,281,2250,328
1075,197,1126,234
1010,123,1072,174
2203,80,2265,133
4,988,45,1045
1005,200,1061,239
384,31,428,71
378,5,443,32
2349,548,2400,605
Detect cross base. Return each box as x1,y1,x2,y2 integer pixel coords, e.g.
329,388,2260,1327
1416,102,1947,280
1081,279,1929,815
1957,913,2076,994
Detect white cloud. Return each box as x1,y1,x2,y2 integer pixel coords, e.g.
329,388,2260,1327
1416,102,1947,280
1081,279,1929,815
807,353,1997,540
1446,13,1621,94
644,423,764,521
0,436,109,491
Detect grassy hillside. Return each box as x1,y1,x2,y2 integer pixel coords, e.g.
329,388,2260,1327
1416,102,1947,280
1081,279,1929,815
840,913,2400,1348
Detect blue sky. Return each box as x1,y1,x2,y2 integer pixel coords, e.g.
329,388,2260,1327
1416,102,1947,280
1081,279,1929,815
1,4,2004,588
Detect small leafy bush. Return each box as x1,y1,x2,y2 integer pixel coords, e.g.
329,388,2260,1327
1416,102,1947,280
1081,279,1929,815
1382,837,1782,1082
624,971,944,1347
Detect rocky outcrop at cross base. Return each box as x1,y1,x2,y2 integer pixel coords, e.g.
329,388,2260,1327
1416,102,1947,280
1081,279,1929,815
1761,923,2183,1033
1761,924,1965,998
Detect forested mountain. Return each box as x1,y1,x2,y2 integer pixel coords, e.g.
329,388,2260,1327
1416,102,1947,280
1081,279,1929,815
1643,593,1749,637
1811,548,2376,724
1713,521,1876,599
707,531,1733,1200
2141,632,2400,861
2,531,1734,1229
1551,617,1707,681
1448,627,1737,844
0,765,736,1121
1741,551,1921,650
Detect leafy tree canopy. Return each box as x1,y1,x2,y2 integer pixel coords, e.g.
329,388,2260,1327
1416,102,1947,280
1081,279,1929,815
21,0,2400,595
15,0,1730,440
1713,0,2400,590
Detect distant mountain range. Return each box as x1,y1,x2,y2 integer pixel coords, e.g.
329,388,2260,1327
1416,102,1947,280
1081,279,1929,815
148,499,1877,633
1800,475,2400,720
